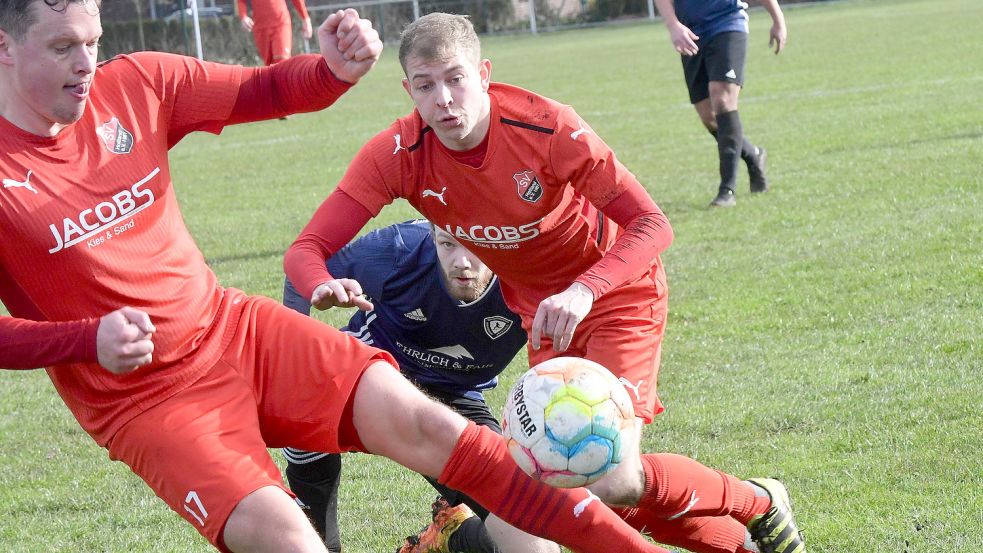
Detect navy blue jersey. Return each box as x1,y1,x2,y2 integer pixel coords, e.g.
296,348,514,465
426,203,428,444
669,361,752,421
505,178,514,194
283,220,525,400
675,0,749,41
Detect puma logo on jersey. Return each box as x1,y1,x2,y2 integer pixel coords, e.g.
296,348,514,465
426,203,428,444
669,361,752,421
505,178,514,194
618,377,644,402
393,133,407,155
573,489,600,518
570,120,592,141
667,490,701,520
422,187,447,206
47,168,158,254
3,170,39,194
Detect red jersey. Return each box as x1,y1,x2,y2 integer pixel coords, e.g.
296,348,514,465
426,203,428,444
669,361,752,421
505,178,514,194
328,83,671,316
0,52,349,444
238,0,309,29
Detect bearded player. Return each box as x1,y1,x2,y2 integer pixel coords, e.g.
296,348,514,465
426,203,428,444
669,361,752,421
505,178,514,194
0,3,677,552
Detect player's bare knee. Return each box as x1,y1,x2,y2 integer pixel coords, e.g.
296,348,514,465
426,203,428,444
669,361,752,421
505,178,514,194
224,486,323,552
588,464,645,506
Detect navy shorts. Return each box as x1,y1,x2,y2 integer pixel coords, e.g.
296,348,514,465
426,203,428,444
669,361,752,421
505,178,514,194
681,31,748,104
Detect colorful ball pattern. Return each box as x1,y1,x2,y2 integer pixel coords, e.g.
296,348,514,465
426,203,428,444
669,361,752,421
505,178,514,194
501,357,635,488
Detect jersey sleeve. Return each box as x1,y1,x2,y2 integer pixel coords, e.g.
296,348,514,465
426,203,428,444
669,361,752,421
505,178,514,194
0,316,99,369
291,0,309,19
550,106,673,300
326,224,413,301
336,125,411,215
125,52,243,146
549,105,634,209
284,122,412,300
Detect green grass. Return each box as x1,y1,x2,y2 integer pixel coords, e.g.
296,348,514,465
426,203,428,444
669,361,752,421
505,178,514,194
2,0,981,550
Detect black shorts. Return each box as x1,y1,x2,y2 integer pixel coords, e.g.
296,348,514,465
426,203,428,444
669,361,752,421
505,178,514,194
681,31,748,104
424,387,502,434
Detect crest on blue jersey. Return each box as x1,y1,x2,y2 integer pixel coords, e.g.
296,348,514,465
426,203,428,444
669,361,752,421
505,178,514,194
484,315,513,339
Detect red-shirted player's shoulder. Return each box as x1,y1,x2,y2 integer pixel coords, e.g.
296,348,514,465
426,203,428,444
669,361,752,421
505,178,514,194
488,82,571,131
95,52,182,89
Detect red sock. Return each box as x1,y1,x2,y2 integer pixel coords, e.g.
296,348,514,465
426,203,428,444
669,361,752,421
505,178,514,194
638,453,772,525
618,507,754,553
438,422,672,553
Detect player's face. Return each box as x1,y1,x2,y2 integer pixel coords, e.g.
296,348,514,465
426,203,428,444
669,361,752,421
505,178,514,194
0,0,101,136
402,51,491,151
433,227,494,302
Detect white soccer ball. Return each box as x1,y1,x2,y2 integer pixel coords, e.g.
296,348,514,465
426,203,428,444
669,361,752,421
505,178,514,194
501,357,635,488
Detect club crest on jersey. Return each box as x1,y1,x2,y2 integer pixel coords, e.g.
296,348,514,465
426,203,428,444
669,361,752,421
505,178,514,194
483,315,513,340
513,170,543,203
98,116,134,154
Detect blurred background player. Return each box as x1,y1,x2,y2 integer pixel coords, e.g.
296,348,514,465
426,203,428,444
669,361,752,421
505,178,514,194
285,12,805,553
239,0,313,66
0,3,675,552
283,220,557,553
653,0,787,207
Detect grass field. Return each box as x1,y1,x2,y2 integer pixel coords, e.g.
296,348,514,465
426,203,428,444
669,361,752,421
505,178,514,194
2,0,981,551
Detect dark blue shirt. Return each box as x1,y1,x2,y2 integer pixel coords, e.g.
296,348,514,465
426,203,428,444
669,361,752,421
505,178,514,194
283,220,526,401
674,0,749,41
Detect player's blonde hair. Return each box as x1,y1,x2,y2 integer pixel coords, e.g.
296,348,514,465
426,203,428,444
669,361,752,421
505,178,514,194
398,13,481,75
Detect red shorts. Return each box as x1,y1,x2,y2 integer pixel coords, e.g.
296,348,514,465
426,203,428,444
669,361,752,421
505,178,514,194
525,265,668,423
252,23,293,65
106,294,396,551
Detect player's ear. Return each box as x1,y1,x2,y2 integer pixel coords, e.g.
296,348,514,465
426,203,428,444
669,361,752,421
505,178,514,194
401,77,412,98
0,29,15,66
479,59,492,92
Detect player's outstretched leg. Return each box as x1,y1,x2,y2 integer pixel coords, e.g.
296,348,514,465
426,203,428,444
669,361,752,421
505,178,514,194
631,454,805,553
351,361,674,553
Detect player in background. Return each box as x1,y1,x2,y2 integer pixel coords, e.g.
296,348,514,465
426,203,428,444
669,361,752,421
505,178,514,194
653,0,787,207
238,0,313,66
0,2,676,552
282,220,557,553
285,12,805,553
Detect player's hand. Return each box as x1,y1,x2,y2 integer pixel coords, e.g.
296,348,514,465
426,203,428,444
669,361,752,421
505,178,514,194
311,279,374,311
302,16,313,40
240,16,254,32
769,21,787,54
318,9,383,84
531,282,594,353
96,307,156,374
667,22,699,56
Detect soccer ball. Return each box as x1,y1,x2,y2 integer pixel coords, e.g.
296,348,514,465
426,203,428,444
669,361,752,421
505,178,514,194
501,357,635,488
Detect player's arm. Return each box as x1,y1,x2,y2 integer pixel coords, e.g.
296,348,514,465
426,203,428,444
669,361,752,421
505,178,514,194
0,307,155,374
577,182,672,300
283,190,375,311
758,0,787,54
654,0,699,56
224,10,380,124
531,184,672,352
237,0,253,31
531,112,673,352
284,128,403,311
291,0,313,39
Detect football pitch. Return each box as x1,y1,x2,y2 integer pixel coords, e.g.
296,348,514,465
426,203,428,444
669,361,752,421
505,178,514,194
1,0,980,550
